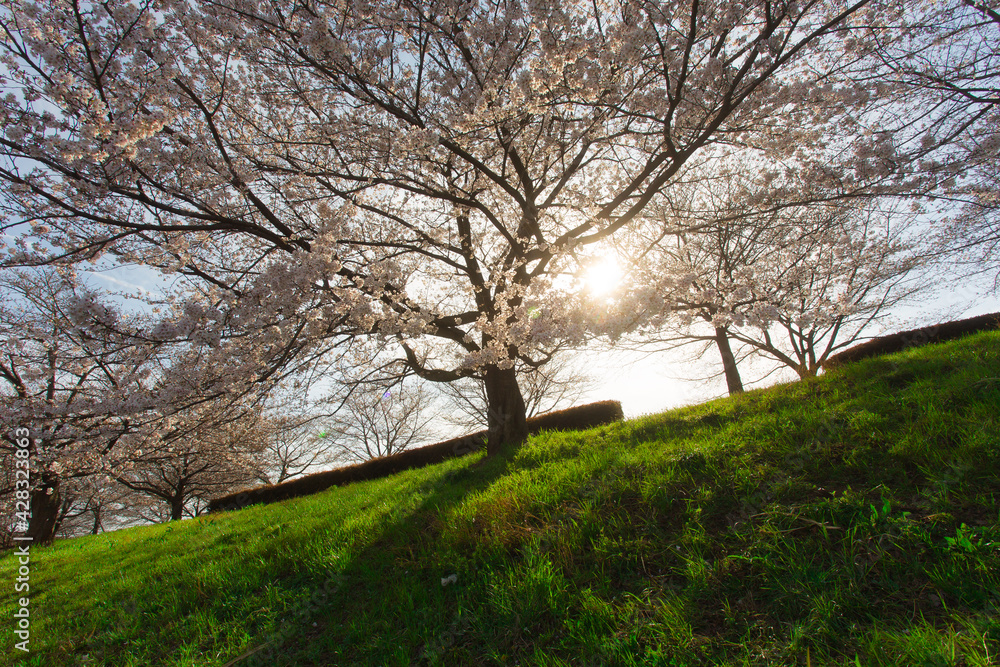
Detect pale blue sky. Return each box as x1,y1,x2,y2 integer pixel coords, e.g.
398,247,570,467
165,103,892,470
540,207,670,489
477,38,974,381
74,257,1000,421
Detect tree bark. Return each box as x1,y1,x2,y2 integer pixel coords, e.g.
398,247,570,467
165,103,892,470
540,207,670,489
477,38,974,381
26,475,62,545
169,492,186,521
714,327,745,395
483,365,529,457
91,505,102,535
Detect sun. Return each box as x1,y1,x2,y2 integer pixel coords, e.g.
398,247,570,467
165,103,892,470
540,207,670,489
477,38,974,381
583,255,623,298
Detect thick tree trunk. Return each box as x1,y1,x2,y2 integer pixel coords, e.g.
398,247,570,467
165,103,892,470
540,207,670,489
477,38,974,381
169,493,185,521
170,481,187,521
26,476,61,545
483,365,529,458
714,327,744,395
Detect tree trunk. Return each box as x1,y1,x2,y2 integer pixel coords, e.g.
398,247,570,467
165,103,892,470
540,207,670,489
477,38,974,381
714,327,744,395
169,493,185,521
26,475,61,545
799,365,819,378
483,365,529,458
91,505,102,535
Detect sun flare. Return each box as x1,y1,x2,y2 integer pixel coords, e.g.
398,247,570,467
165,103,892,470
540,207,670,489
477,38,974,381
584,256,623,298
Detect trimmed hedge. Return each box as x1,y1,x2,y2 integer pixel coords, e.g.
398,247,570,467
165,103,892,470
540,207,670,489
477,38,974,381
821,311,1000,370
208,399,624,513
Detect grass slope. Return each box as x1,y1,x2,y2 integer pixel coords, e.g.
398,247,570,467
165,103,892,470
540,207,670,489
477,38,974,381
3,332,1000,667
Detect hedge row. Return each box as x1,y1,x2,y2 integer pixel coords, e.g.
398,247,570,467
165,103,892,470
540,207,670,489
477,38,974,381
208,399,624,513
821,311,1000,369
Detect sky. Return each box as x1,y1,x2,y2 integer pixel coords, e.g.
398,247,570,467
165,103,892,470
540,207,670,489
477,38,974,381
81,257,1000,423
589,281,1000,418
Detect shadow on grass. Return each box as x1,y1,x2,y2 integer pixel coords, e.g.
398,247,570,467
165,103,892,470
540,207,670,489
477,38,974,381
6,333,1000,667
217,451,518,667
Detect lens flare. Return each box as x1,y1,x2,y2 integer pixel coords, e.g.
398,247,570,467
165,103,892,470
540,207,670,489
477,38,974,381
584,257,623,298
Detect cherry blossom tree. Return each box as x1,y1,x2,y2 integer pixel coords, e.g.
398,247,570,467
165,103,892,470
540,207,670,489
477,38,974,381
1,450,18,548
614,172,931,392
0,268,286,538
918,2,999,284
13,473,143,538
0,269,166,542
1,0,908,456
50,475,141,536
834,0,999,281
114,399,271,521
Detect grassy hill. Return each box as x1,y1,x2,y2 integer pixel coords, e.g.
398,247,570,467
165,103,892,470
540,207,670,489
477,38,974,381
3,332,1000,666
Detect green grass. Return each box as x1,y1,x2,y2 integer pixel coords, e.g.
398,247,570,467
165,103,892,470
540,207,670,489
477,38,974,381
3,332,1000,666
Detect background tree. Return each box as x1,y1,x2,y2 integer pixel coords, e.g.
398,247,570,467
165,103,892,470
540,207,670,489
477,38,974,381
113,399,271,521
838,0,1000,281
0,0,888,456
48,474,139,537
323,377,435,462
0,267,286,537
0,448,18,549
613,170,931,393
0,269,165,542
259,412,343,484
